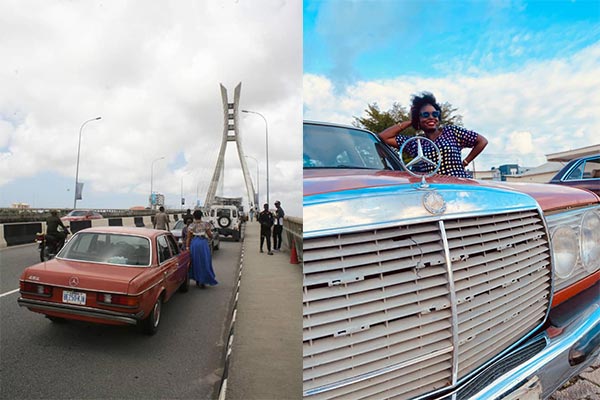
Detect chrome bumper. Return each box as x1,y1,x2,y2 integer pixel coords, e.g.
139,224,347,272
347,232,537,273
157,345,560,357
17,297,144,325
434,283,600,400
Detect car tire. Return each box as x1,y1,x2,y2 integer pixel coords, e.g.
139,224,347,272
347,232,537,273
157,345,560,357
141,296,162,335
218,216,231,228
46,315,67,323
179,266,190,293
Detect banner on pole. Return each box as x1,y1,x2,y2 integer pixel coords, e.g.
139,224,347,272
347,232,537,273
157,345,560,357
75,182,84,200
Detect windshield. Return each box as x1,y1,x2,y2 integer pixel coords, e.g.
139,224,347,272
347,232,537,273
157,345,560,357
59,232,151,266
303,123,400,170
173,220,185,230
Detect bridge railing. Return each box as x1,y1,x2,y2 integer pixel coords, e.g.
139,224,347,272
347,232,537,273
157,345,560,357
283,216,303,262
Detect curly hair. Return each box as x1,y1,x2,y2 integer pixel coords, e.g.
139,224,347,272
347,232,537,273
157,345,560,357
410,92,441,130
193,209,203,219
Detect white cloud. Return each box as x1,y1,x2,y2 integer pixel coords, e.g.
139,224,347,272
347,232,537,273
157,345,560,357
0,0,302,216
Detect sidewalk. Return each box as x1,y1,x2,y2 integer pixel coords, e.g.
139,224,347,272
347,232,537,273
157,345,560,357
223,221,302,400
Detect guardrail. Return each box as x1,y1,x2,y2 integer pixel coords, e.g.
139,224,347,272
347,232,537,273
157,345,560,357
284,216,303,262
1,213,304,255
0,207,189,224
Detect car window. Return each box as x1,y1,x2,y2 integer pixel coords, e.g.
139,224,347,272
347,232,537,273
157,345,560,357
60,232,150,266
173,220,184,230
157,235,172,263
217,209,231,218
565,157,600,180
303,123,398,169
166,235,180,256
583,157,600,179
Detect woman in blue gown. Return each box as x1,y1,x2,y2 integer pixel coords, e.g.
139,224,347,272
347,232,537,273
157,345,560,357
185,210,218,287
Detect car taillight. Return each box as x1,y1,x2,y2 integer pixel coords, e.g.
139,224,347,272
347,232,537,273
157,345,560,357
20,281,52,297
97,293,139,307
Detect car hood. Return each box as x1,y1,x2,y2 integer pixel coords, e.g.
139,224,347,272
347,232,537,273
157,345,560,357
21,258,147,294
304,169,599,212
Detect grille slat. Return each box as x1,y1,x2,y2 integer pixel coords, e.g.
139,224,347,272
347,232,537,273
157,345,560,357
304,209,551,399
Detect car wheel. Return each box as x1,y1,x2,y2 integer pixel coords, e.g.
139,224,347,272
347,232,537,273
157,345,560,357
141,296,162,335
179,266,190,293
46,315,67,323
218,216,231,228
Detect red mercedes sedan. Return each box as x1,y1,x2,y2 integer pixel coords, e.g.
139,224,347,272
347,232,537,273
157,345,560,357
18,226,190,335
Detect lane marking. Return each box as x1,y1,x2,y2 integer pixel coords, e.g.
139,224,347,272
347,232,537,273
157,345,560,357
0,288,19,298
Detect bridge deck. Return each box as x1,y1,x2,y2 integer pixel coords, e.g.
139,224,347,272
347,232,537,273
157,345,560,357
224,220,302,399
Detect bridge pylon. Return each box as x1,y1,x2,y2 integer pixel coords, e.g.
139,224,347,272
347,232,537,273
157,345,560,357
204,83,256,212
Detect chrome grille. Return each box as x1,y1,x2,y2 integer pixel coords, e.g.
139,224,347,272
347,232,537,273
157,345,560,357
303,210,551,400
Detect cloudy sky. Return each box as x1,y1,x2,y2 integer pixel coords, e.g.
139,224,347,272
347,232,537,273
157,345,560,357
0,0,302,216
303,0,600,171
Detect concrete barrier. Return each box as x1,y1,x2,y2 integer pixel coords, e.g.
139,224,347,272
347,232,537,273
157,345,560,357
108,218,123,226
2,222,43,247
0,213,219,248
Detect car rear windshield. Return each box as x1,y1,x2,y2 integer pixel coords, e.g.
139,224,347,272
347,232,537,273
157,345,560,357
59,232,151,266
303,123,399,170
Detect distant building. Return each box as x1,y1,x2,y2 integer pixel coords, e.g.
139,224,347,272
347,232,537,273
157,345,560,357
11,203,30,209
473,144,600,183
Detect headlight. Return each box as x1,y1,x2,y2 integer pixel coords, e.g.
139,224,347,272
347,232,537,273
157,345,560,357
580,210,600,273
552,226,578,279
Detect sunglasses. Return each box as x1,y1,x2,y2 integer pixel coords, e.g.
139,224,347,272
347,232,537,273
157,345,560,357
419,111,441,119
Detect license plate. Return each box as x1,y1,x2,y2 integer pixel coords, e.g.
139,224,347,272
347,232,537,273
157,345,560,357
62,290,86,305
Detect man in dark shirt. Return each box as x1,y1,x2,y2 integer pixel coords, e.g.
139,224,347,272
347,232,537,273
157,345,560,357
258,203,274,255
183,209,193,225
46,210,68,250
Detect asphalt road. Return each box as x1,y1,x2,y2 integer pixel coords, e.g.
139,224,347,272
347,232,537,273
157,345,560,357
0,240,241,399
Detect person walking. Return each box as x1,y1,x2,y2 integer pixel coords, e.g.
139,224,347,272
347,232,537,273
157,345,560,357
272,200,285,251
379,92,488,178
258,203,274,255
153,206,170,230
185,210,218,288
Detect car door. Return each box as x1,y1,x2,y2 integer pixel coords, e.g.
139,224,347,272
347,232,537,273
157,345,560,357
166,234,188,286
156,234,179,296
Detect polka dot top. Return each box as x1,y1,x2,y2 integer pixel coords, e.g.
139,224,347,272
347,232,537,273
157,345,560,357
395,125,479,178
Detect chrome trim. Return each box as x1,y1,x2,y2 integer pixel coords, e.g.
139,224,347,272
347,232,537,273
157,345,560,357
304,184,541,238
469,297,600,399
17,297,144,325
440,220,460,385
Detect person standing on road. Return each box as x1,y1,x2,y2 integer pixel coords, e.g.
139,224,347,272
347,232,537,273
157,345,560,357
258,203,274,255
378,92,488,178
272,200,285,252
183,208,193,225
153,206,170,230
186,210,217,288
46,210,68,251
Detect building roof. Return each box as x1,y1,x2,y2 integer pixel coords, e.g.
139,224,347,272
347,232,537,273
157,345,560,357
546,145,600,162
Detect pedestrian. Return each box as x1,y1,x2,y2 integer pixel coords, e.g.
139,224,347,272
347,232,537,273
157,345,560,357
258,203,274,255
153,206,170,230
185,210,218,288
249,207,255,222
272,200,285,251
181,217,192,250
183,208,193,225
378,91,488,178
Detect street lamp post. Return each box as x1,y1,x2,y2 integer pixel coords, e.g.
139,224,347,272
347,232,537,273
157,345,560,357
242,110,269,207
150,156,165,209
245,155,259,206
73,116,101,209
